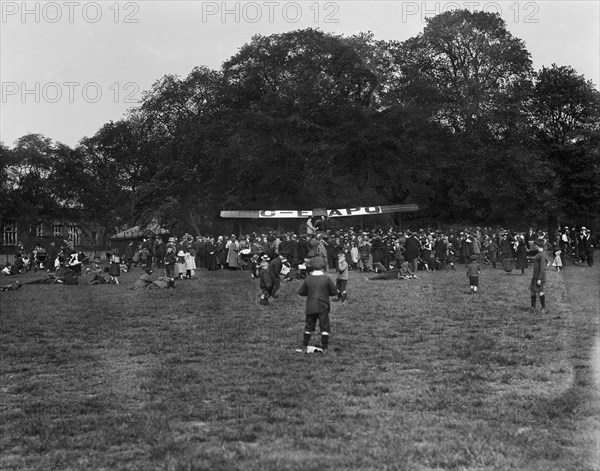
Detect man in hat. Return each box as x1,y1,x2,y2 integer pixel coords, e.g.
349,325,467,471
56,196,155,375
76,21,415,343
296,259,338,354
499,231,514,274
580,227,594,267
525,227,537,250
529,238,549,313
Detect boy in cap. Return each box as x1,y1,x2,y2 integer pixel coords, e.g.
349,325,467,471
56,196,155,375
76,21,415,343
466,254,481,294
335,251,349,302
259,255,272,305
164,245,177,288
296,259,338,354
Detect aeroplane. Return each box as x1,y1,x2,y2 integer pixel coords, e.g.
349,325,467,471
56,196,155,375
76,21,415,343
220,204,419,219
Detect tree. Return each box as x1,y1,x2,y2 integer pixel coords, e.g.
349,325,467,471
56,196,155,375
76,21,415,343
529,65,600,146
129,67,227,232
528,65,600,225
393,10,533,137
218,29,394,210
5,134,62,224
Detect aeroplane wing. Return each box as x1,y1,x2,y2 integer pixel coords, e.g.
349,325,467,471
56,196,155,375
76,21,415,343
220,204,419,219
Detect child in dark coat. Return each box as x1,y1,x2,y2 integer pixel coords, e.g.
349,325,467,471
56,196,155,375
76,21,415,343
466,254,481,294
296,259,338,354
259,255,272,305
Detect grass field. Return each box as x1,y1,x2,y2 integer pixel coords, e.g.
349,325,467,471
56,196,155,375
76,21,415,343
1,255,599,471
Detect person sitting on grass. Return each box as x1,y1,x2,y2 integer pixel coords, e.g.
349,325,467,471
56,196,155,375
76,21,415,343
398,258,417,279
366,257,417,280
2,255,25,276
365,266,401,281
89,265,109,285
1,280,22,291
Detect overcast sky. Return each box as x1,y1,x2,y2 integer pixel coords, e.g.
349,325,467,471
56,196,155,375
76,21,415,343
1,0,599,148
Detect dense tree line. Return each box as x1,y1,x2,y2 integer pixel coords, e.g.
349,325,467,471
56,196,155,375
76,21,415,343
1,11,599,237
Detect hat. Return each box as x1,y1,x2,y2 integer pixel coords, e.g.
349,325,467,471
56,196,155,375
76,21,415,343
470,254,478,261
534,238,545,247
581,226,587,231
177,250,185,256
261,255,270,261
311,259,327,270
338,252,346,257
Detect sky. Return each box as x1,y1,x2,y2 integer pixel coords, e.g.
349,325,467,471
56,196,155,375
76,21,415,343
1,0,599,148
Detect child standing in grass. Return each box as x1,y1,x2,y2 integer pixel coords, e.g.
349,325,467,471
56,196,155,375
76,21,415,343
466,254,481,294
259,255,272,305
176,250,186,280
109,249,121,285
552,249,562,272
184,248,196,279
335,251,349,302
296,259,338,354
164,246,177,288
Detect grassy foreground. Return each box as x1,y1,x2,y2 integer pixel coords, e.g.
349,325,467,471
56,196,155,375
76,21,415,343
1,257,598,471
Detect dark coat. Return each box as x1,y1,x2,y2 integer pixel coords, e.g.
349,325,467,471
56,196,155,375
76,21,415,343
268,256,283,281
404,237,420,260
298,272,337,315
515,241,528,270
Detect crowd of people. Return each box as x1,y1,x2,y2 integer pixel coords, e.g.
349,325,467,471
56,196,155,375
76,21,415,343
3,222,595,280
1,220,596,354
112,222,595,277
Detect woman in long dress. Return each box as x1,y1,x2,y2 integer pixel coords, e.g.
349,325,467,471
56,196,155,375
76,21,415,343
226,235,240,270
